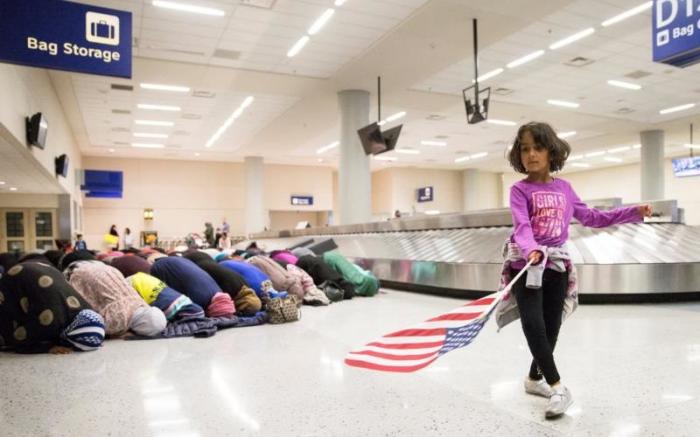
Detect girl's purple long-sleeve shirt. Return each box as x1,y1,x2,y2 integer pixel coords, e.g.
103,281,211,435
509,178,642,262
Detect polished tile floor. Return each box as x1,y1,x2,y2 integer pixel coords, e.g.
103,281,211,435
1,289,699,437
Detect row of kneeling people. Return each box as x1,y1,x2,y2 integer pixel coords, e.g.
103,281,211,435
0,245,379,354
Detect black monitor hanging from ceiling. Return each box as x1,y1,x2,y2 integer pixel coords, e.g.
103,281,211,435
462,19,491,125
356,76,402,155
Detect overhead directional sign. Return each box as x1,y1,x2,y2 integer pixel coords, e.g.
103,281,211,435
0,0,132,77
653,0,700,67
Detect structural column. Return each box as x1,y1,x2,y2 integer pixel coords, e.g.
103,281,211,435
462,168,478,212
640,130,665,201
244,156,267,235
337,90,371,225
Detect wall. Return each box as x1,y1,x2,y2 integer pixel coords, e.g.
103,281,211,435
0,194,59,208
82,157,336,248
501,160,700,225
269,211,326,230
0,64,83,235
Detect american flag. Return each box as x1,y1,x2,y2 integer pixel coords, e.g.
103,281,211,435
344,293,501,373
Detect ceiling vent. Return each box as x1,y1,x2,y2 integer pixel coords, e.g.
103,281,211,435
435,135,450,140
426,114,446,121
240,0,277,9
112,109,131,114
173,130,190,136
614,107,636,114
192,90,216,98
625,70,652,79
181,113,202,120
145,43,206,57
113,141,129,146
110,127,129,132
493,87,514,96
111,84,133,91
564,56,594,67
212,49,241,61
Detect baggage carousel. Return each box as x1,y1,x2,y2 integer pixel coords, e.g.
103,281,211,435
240,199,700,303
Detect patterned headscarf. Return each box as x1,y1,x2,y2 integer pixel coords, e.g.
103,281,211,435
60,309,106,351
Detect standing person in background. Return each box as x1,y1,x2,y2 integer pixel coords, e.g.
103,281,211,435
74,233,87,251
217,232,232,250
204,222,215,248
108,225,119,251
123,228,135,250
221,218,230,235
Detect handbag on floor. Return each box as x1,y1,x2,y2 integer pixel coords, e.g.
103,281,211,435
266,295,301,324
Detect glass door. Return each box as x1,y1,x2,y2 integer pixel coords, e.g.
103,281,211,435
4,210,27,253
33,211,56,250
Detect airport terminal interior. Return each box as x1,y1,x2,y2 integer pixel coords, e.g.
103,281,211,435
1,0,700,436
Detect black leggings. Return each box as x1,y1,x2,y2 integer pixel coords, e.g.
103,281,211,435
511,267,568,385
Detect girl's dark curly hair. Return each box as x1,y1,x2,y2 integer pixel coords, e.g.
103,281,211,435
507,122,571,174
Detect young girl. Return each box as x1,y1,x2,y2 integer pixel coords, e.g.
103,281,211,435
502,122,652,418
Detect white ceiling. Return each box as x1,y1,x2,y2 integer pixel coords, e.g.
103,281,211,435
39,0,700,175
0,130,63,195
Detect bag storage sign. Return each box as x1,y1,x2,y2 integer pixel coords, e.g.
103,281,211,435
653,0,700,67
0,0,132,78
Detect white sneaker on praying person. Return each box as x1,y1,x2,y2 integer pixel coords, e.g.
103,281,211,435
524,377,554,398
545,384,573,418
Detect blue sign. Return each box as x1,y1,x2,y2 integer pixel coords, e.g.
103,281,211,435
0,0,132,78
291,195,313,206
81,170,123,198
653,0,700,67
417,186,433,203
672,156,700,176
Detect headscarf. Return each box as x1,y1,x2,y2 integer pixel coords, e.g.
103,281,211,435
65,261,150,336
127,272,204,320
194,260,260,316
270,250,298,265
219,260,276,298
146,252,168,265
43,250,64,269
0,252,20,274
0,262,97,352
248,255,304,299
60,250,96,271
111,255,152,278
150,257,234,317
60,309,106,351
128,306,166,337
183,251,215,265
233,286,262,315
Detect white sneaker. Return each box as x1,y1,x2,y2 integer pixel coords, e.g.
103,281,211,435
545,385,573,418
524,377,554,398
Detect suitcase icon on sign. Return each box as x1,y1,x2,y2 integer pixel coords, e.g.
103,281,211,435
85,11,120,46
91,20,114,39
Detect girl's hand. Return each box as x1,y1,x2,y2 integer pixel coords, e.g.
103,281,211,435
637,204,653,218
528,250,543,265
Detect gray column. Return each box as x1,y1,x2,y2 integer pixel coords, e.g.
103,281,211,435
244,156,267,235
338,90,371,225
462,168,478,212
57,194,72,240
640,130,665,201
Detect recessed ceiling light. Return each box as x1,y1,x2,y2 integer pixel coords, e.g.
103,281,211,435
9,187,18,191
571,163,591,168
684,144,700,149
308,8,335,35
395,148,420,155
607,79,642,90
135,120,174,126
132,143,165,149
384,111,406,123
334,0,346,6
659,103,695,114
607,146,631,153
194,152,201,156
547,99,580,108
585,151,606,158
604,157,623,163
470,152,488,159
137,103,181,111
316,141,339,154
568,155,583,161
557,131,577,139
472,68,504,83
108,148,115,153
601,1,652,27
486,119,517,126
506,50,545,68
374,156,397,161
454,156,471,163
152,0,225,16
287,35,310,57
133,132,168,138
140,83,190,93
0,181,5,185
421,140,447,146
318,158,325,163
633,144,641,149
549,28,595,50
206,96,254,148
